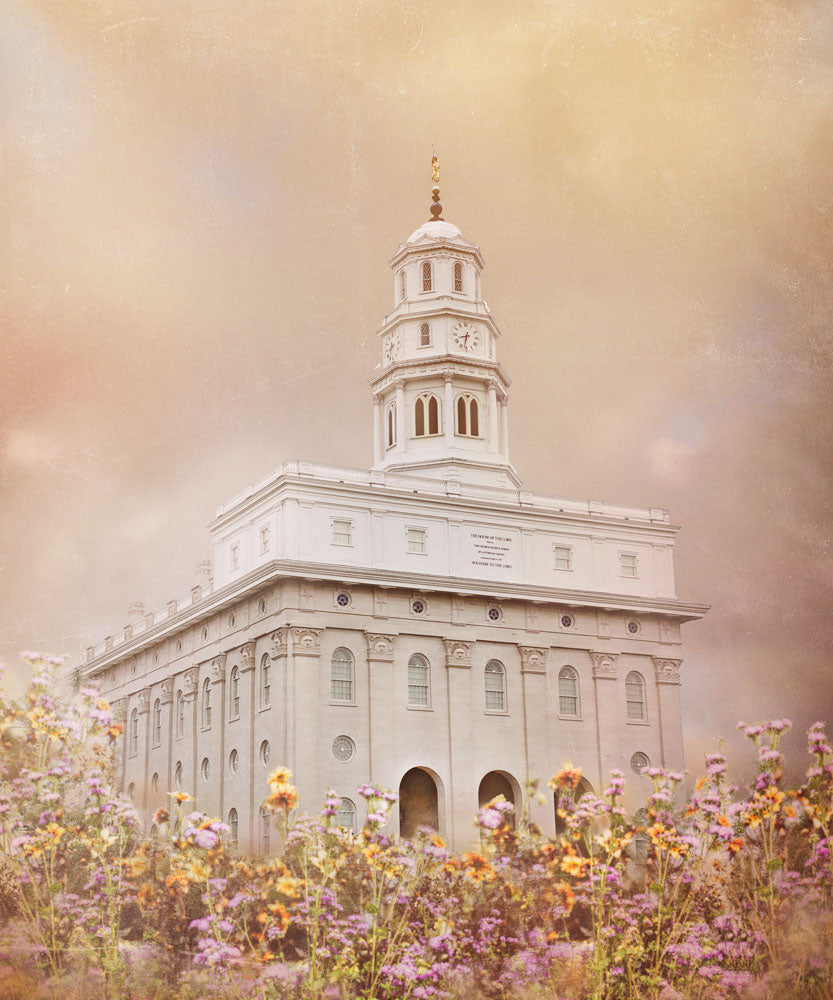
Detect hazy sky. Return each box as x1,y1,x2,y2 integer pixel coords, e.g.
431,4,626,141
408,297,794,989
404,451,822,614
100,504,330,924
2,0,832,783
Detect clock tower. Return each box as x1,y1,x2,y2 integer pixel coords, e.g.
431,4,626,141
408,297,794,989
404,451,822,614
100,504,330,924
370,165,521,487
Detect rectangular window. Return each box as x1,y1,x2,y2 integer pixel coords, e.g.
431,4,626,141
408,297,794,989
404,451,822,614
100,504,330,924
259,525,270,554
620,553,638,578
332,519,353,546
554,545,573,571
407,528,426,554
230,544,239,571
330,661,353,702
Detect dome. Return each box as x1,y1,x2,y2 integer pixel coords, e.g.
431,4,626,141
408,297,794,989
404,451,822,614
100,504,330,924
406,219,464,244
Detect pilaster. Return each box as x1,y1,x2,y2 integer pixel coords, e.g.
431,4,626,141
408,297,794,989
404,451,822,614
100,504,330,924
365,633,396,784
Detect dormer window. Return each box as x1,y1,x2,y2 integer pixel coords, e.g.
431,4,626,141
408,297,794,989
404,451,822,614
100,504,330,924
421,260,433,292
453,261,463,293
420,322,430,347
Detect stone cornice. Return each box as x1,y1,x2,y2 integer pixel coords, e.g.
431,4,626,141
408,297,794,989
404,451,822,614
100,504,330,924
369,354,510,393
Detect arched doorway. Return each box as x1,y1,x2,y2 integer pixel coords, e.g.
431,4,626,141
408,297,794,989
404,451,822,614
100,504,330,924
399,767,439,838
478,771,519,829
554,776,593,837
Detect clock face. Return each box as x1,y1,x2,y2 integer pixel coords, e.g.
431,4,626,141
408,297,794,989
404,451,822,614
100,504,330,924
452,321,480,352
384,332,402,363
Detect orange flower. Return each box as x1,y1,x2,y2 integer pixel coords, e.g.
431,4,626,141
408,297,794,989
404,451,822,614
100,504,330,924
462,851,496,882
153,808,170,826
431,834,446,849
267,766,292,787
267,786,299,811
548,762,583,792
169,791,195,803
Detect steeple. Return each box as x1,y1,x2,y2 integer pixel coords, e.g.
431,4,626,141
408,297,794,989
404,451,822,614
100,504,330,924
369,162,520,488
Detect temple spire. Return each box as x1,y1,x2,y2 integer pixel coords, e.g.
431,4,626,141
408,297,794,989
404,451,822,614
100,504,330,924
429,154,443,221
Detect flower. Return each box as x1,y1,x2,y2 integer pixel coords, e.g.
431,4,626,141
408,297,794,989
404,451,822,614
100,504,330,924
548,762,583,791
169,791,195,803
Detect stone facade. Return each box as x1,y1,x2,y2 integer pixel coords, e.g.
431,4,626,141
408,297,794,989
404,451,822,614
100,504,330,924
83,205,707,852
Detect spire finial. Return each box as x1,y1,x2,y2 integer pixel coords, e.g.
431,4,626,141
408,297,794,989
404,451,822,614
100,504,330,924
429,153,443,221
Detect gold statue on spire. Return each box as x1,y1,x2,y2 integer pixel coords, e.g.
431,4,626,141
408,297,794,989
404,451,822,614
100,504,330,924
431,155,440,185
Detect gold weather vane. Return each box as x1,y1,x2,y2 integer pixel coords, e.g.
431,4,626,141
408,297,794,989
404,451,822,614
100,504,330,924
429,153,443,220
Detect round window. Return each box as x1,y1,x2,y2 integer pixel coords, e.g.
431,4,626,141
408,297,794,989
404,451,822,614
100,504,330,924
561,614,574,628
336,592,350,607
627,620,640,634
201,758,210,782
631,752,650,775
229,748,239,774
260,740,271,766
487,607,502,622
412,599,426,615
332,735,356,762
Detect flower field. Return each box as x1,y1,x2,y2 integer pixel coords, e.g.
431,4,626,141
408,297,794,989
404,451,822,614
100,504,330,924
1,654,832,1000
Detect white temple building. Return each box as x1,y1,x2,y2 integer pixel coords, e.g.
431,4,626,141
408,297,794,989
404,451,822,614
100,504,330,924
81,170,708,852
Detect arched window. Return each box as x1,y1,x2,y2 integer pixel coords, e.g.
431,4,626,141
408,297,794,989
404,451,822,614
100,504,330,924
485,660,506,712
428,396,439,435
202,678,212,729
229,666,240,719
175,690,184,739
453,260,463,292
558,666,580,718
260,805,271,854
387,403,397,447
626,671,646,722
415,394,440,436
331,647,354,703
408,654,430,708
399,269,406,301
455,394,479,436
336,798,357,833
260,653,271,708
415,396,425,436
152,698,162,746
420,322,430,346
151,772,159,793
129,708,139,756
228,808,239,849
421,260,432,292
174,760,183,787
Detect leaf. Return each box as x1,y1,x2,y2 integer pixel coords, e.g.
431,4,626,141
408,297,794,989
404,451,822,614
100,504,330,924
767,858,783,871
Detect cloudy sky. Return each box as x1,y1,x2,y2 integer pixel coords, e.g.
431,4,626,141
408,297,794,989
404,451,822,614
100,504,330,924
2,0,832,782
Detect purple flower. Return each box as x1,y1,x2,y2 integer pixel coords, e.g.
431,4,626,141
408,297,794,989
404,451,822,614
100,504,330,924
194,828,219,850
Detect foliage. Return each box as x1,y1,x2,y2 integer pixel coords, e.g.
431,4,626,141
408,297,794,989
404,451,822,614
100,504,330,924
0,652,832,1000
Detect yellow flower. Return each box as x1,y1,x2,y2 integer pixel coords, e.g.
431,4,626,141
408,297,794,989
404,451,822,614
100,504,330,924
267,766,292,788
169,791,195,803
548,762,583,792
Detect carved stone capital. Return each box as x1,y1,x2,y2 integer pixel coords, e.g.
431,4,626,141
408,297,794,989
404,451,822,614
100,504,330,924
211,654,227,683
240,641,256,670
365,633,395,661
519,645,549,674
137,687,151,714
160,678,174,704
591,652,618,680
291,626,321,655
653,657,682,685
182,666,199,699
270,628,289,661
443,639,473,669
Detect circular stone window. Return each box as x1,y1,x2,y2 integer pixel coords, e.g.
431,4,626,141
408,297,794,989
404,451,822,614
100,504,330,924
229,748,239,774
412,599,426,615
627,620,640,634
560,614,574,629
201,758,210,782
487,607,502,622
336,592,350,607
260,740,271,766
332,735,356,762
631,752,650,775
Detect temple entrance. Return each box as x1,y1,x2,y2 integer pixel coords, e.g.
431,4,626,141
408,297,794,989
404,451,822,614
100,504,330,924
399,767,439,838
478,771,517,828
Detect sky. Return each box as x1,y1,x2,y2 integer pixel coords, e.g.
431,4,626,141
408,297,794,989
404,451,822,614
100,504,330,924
2,0,832,785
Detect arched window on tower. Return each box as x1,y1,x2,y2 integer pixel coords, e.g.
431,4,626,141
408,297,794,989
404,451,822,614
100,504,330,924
455,394,480,437
201,678,212,729
152,698,162,746
420,322,431,346
414,394,441,437
229,666,240,719
626,671,646,721
485,660,507,713
453,260,463,292
399,269,406,301
387,403,397,448
331,647,354,703
558,666,580,718
421,260,432,292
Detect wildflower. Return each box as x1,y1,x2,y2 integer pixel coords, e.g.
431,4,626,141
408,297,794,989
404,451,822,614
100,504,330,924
267,766,292,787
169,791,195,803
548,762,583,791
153,807,170,826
